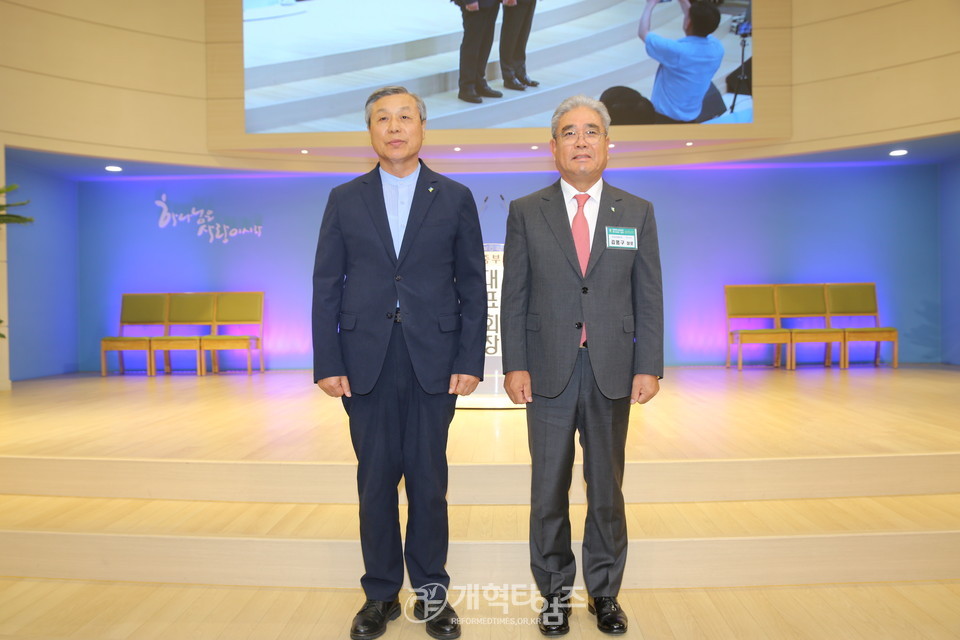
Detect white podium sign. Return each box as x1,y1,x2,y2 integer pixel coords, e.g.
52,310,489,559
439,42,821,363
458,245,518,409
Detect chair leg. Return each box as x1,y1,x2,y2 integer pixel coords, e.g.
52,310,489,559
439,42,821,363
774,344,781,368
258,349,264,373
246,349,252,375
893,340,899,369
725,342,731,368
874,341,881,367
737,345,743,371
101,350,108,376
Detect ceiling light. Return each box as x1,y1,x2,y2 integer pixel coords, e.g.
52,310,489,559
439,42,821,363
888,149,908,157
300,149,309,154
531,145,539,150
453,147,461,152
105,165,123,172
608,143,615,149
685,142,694,147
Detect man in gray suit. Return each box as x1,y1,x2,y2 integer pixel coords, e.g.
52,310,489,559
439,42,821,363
501,95,663,636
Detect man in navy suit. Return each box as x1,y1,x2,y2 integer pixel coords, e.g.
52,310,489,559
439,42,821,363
312,86,486,640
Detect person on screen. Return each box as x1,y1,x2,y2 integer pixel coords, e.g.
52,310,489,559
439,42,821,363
500,95,664,636
638,0,724,123
453,0,504,103
312,86,486,640
500,0,540,91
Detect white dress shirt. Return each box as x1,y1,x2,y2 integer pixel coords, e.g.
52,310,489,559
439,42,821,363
559,177,603,247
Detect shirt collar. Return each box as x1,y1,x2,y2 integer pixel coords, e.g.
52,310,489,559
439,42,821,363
559,177,604,204
379,162,421,186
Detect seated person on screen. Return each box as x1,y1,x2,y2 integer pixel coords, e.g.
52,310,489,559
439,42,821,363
638,0,724,124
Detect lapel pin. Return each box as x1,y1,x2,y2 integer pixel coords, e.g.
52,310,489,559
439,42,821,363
611,206,616,212
428,187,435,193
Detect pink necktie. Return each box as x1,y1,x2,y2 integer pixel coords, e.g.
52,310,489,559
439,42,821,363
572,193,590,345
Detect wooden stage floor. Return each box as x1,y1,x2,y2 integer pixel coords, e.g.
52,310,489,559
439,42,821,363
1,366,959,639
3,365,959,465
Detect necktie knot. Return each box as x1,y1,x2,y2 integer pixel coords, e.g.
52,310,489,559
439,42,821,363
574,193,590,210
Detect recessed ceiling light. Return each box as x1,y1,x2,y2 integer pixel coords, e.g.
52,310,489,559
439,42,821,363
105,165,123,172
453,147,461,152
685,142,694,147
608,143,615,149
889,149,908,157
531,145,539,150
300,149,309,154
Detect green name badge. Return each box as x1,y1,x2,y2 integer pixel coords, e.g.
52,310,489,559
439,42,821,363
605,226,638,250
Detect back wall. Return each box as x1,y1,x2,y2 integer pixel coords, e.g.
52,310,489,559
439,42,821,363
5,158,944,378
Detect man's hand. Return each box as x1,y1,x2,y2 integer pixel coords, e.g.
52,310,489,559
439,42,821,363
504,370,533,404
317,376,352,398
503,0,518,6
630,373,659,405
449,374,481,396
465,1,480,11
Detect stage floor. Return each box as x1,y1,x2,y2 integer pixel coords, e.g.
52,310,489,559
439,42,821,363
1,366,959,638
2,365,959,465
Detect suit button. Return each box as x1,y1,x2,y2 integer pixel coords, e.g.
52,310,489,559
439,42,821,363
582,287,589,294
386,312,394,319
395,275,402,281
575,322,583,329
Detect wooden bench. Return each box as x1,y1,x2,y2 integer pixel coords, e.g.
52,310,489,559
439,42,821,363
724,283,897,370
100,292,265,376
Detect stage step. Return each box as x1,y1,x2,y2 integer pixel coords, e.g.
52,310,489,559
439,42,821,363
2,495,958,589
1,577,958,640
3,452,959,504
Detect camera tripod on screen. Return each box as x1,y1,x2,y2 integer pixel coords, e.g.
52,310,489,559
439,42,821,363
730,11,751,114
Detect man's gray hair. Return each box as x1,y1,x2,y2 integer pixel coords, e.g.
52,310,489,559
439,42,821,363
364,86,427,128
550,95,612,139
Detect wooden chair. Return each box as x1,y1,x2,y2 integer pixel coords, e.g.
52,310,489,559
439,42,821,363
725,284,792,370
100,294,168,376
826,283,898,368
149,293,215,376
201,292,265,374
775,284,846,369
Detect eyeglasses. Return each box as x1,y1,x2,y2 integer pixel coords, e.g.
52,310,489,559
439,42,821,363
555,128,605,144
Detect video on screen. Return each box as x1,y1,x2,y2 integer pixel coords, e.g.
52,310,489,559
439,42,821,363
242,0,753,133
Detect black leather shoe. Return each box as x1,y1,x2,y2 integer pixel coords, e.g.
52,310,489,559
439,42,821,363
457,87,482,104
588,596,628,635
503,76,526,91
414,600,461,639
476,81,503,98
537,593,571,636
518,74,540,87
350,599,400,640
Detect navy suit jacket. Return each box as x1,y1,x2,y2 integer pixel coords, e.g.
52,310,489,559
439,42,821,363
312,161,487,395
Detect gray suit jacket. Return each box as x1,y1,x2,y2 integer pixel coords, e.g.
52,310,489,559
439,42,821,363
501,180,663,399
